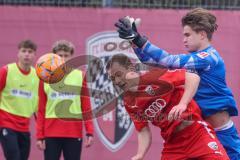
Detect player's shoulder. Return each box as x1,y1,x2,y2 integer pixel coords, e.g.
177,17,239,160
166,69,185,73
69,69,83,75
161,69,185,84
142,68,185,82
1,65,8,70
145,68,167,76
193,46,220,67
0,65,8,72
195,46,219,60
163,69,185,77
143,68,184,77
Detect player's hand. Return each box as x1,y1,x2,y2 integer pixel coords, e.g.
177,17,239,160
85,135,94,148
36,139,45,150
114,16,147,48
131,154,144,160
168,103,188,121
115,16,138,40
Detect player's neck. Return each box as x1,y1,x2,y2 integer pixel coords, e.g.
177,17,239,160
17,62,31,72
128,72,140,92
197,41,211,52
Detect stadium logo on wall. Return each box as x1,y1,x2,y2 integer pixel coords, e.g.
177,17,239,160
86,31,138,152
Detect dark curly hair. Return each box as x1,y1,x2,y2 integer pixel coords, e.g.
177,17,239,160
18,40,37,51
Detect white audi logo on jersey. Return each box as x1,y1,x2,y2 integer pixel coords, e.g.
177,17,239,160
144,98,166,118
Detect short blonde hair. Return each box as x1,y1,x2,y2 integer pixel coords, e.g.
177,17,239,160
52,40,75,55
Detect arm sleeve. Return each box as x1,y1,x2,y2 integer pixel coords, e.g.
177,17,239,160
134,41,218,71
161,69,186,87
125,105,148,132
81,77,94,136
36,81,47,139
0,66,8,92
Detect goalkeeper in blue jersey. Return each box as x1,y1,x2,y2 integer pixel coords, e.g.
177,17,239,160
115,8,240,160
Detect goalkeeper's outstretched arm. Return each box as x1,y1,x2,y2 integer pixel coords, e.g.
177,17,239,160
128,8,218,72
133,42,218,71
114,16,218,71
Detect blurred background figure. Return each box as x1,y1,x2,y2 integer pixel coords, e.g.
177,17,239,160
0,40,39,160
36,40,94,160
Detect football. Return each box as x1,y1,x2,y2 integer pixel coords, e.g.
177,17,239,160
35,53,65,84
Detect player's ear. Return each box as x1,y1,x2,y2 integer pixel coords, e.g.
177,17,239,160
199,30,207,40
128,64,135,71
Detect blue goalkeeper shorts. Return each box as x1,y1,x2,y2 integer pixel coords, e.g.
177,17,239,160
216,124,240,160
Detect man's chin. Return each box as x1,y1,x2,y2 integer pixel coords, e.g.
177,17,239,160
24,61,32,66
186,47,197,53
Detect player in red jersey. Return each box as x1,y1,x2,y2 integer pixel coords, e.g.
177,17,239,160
106,54,229,160
0,40,39,160
36,40,93,160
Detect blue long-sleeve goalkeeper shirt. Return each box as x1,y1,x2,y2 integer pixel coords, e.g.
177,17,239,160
134,41,238,117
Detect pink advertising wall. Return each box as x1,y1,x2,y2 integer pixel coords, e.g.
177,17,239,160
0,6,240,160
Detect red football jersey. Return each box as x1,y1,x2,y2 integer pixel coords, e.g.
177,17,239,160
124,69,202,141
